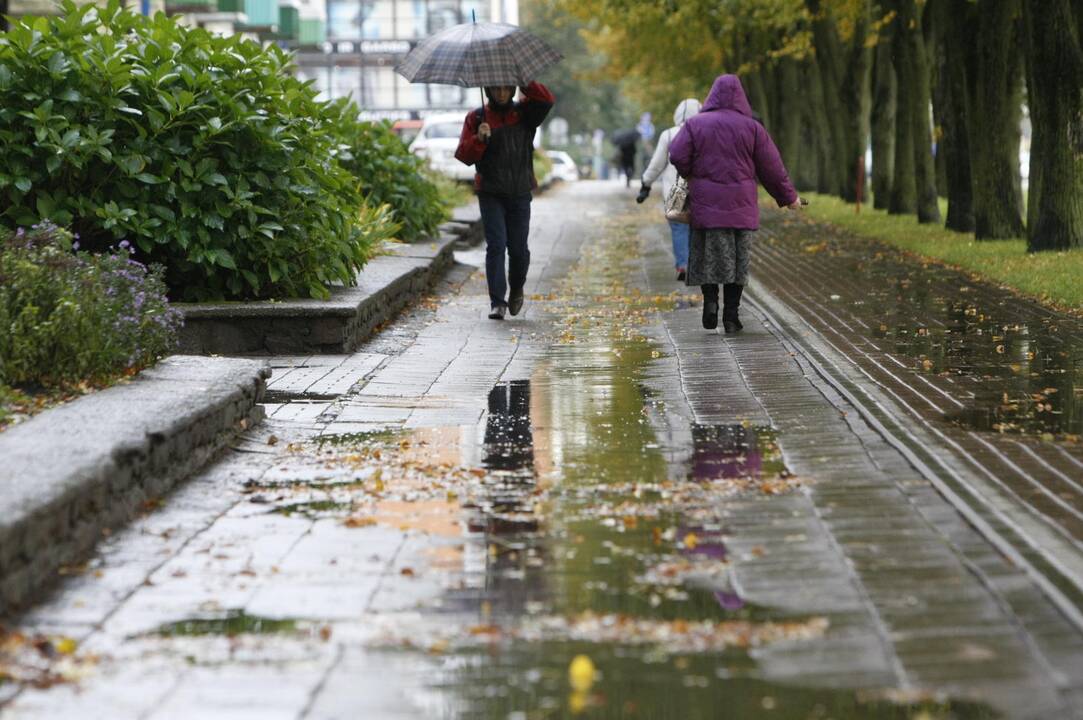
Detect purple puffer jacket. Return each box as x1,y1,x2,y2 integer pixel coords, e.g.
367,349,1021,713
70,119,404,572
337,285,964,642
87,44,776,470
669,75,797,230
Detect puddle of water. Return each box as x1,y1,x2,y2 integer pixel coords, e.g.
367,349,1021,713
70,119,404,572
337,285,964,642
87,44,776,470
269,500,355,518
261,390,337,404
769,223,1083,438
690,424,785,481
428,642,1000,719
150,611,300,637
316,429,402,448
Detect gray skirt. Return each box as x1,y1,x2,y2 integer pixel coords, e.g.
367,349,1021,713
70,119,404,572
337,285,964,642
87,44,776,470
685,228,754,286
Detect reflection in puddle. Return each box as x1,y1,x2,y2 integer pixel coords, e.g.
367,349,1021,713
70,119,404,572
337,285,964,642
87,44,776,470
691,424,785,481
483,380,535,475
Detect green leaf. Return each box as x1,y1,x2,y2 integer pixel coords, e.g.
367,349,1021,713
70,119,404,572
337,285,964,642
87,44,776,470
135,172,164,184
214,249,237,269
14,177,32,192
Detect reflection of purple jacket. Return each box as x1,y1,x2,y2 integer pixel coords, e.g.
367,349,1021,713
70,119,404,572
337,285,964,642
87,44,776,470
669,75,797,230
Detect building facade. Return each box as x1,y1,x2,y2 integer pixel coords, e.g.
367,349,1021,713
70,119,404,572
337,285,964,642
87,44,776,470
293,0,518,120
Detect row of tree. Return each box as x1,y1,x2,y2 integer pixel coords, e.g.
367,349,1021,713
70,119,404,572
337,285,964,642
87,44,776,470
552,0,1082,252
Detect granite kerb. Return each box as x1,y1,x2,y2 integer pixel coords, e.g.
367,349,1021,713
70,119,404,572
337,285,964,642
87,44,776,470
0,354,269,615
176,229,461,355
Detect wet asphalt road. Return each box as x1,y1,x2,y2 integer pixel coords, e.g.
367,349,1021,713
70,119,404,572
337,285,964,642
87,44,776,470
2,181,1082,719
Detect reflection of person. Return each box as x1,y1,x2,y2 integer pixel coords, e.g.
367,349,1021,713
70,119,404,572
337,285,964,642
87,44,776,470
456,83,555,321
637,98,702,281
690,424,762,480
669,75,803,334
483,380,535,473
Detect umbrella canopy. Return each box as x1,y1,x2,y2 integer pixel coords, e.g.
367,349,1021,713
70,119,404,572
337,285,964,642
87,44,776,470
395,21,563,88
610,129,640,147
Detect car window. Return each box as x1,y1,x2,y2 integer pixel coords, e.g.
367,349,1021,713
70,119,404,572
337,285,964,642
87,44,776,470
425,122,461,139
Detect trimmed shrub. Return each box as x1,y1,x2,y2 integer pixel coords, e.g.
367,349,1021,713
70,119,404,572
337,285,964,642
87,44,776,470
0,1,394,300
330,104,450,242
0,223,181,387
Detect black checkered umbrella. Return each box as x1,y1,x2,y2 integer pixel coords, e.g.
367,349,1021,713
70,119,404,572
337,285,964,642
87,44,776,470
395,21,563,88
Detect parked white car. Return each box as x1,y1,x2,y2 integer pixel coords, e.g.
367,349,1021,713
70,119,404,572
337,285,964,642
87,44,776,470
546,150,580,182
409,112,475,182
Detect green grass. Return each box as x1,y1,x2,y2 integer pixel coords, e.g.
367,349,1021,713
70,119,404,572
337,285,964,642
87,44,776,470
799,192,1083,311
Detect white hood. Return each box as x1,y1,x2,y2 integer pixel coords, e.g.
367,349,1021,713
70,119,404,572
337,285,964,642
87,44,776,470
673,98,702,127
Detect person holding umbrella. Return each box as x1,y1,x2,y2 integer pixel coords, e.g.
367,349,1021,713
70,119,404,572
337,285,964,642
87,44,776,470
396,19,561,321
455,82,555,320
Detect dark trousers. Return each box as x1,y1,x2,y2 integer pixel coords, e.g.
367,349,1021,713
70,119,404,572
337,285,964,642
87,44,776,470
479,191,532,307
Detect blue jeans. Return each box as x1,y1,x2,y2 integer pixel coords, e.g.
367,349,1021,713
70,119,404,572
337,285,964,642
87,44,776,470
479,192,532,307
669,220,690,269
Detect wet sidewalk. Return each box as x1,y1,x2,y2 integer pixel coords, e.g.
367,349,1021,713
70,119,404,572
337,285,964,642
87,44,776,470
1,182,1082,719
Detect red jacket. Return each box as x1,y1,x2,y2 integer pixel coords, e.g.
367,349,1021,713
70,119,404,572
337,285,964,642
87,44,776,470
455,82,555,194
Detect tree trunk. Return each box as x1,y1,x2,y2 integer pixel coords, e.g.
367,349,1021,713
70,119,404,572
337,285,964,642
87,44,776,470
804,60,835,194
970,0,1026,238
745,66,773,131
935,0,976,231
1023,0,1083,251
839,4,873,202
806,0,848,196
889,1,917,214
774,58,804,177
871,35,896,209
909,0,942,223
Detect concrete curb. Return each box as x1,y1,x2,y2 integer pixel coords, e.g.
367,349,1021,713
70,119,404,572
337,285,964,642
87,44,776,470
0,355,269,615
176,230,462,355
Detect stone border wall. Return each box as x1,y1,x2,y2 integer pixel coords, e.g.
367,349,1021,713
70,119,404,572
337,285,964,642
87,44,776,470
0,356,269,614
176,230,463,355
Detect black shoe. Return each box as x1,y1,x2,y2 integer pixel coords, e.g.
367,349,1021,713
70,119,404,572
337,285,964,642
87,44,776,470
722,284,744,332
676,268,686,282
702,301,718,330
508,290,524,316
488,304,507,320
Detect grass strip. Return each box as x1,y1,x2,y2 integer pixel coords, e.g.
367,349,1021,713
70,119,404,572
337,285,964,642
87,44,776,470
798,192,1083,312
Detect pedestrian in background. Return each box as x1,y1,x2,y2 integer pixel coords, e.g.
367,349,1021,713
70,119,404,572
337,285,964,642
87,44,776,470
456,82,555,320
611,129,640,188
669,75,802,334
637,98,702,281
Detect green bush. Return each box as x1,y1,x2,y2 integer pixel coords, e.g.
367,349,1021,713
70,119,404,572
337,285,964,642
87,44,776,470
0,222,181,387
0,1,394,300
329,105,449,241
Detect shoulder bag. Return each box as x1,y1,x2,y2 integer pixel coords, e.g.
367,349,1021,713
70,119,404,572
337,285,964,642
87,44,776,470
664,176,690,224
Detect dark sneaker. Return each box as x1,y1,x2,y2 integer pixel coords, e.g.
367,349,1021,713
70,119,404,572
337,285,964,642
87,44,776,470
488,304,507,320
676,268,686,282
508,291,524,316
702,301,718,330
723,319,741,334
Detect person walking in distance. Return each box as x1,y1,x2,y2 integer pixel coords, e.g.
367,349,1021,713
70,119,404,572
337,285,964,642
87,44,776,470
669,75,803,334
637,97,702,281
456,83,555,320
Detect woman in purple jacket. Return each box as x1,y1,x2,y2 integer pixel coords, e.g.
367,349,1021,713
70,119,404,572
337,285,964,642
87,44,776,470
669,75,803,333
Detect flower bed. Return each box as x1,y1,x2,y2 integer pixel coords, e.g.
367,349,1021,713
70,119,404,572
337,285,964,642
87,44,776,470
0,223,180,428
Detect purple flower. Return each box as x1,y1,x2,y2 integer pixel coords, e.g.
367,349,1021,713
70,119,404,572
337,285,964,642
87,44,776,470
73,241,80,250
